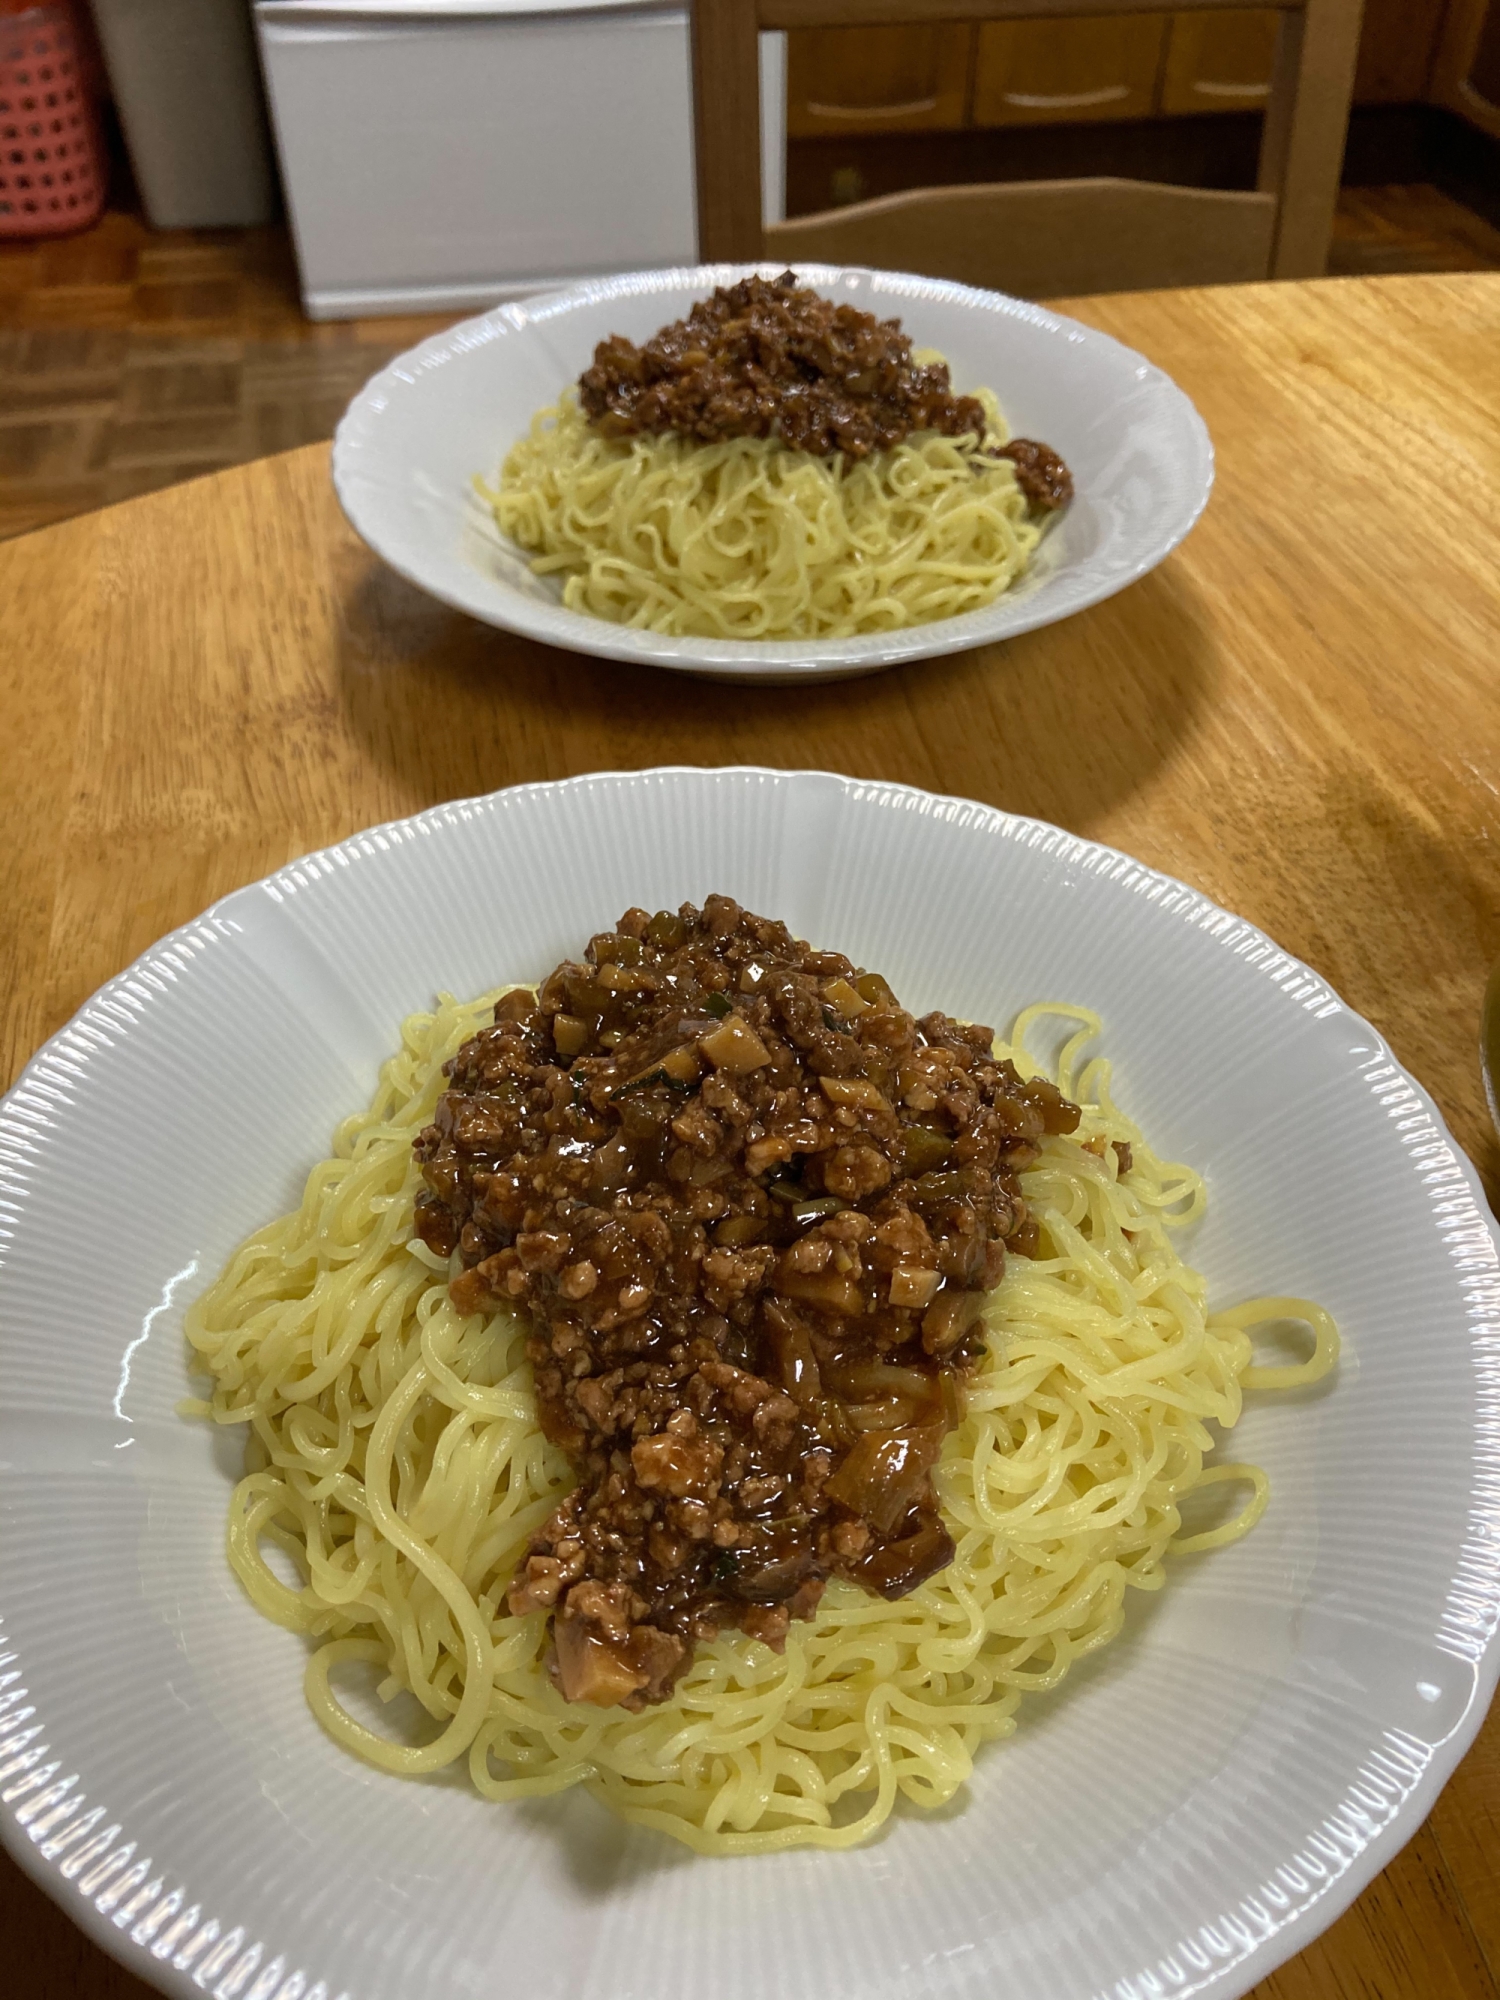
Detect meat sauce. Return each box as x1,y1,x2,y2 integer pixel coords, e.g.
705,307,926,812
413,899,1080,1710
577,270,1073,507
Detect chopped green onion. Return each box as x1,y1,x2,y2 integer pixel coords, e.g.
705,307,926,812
790,1196,846,1223
647,910,686,948
900,1124,952,1175
608,1065,694,1101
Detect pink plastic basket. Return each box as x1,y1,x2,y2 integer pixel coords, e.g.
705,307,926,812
0,2,105,239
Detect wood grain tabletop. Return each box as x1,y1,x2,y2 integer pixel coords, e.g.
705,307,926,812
2,269,1498,2000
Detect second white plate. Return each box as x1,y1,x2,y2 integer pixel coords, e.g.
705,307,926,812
331,264,1214,681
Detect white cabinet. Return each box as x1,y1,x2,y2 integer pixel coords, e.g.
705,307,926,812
255,0,704,319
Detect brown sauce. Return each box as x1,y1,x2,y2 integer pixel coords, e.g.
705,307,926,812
990,436,1074,512
576,271,1072,505
413,898,1079,1709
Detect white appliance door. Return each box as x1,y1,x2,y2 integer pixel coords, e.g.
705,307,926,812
255,3,699,315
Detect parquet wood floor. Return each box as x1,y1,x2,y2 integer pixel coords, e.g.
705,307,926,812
1330,182,1500,275
2,189,1497,541
0,215,451,539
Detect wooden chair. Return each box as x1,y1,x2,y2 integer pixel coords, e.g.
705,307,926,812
692,0,1365,295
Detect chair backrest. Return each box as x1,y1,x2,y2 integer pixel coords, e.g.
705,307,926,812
692,0,1366,295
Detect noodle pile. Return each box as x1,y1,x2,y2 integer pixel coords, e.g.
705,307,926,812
185,994,1337,1854
485,386,1041,641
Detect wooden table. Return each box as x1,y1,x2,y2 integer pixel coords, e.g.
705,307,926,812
2,269,1498,2000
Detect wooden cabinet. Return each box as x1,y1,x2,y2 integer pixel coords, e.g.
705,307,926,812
788,12,1275,134
1431,0,1500,137
971,18,1169,127
787,0,1455,136
1159,9,1278,115
786,25,973,136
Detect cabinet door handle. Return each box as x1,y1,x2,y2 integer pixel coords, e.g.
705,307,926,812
1002,84,1131,108
806,96,941,118
1192,79,1271,98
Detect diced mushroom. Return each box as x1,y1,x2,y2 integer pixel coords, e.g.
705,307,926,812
1022,1074,1083,1135
699,1014,773,1072
824,1425,944,1535
552,1616,649,1707
713,1212,767,1247
819,1075,892,1111
552,1013,590,1057
848,1519,956,1599
921,1286,987,1356
778,1268,865,1316
821,978,871,1019
889,1265,942,1309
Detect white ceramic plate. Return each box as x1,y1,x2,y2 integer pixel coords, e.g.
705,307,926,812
331,264,1214,682
2,768,1497,2000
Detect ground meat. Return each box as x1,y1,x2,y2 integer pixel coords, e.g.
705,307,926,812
576,271,1069,494
413,899,1080,1711
991,436,1074,512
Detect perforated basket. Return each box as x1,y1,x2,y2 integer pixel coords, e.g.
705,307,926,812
0,1,104,239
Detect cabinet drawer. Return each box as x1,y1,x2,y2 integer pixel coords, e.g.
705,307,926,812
972,17,1170,127
1160,10,1279,115
786,25,973,136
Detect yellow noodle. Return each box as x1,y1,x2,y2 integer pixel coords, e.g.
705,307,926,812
186,990,1337,1853
485,386,1041,640
1219,1296,1341,1391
